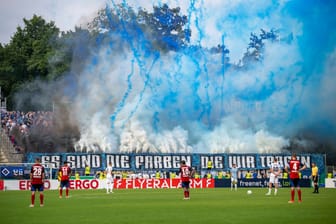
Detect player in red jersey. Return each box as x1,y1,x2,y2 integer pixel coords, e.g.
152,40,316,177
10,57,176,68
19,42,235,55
59,161,72,198
30,158,45,207
179,160,194,200
285,153,306,203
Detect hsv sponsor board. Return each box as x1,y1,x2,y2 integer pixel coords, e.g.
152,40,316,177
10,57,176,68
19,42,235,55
0,166,24,178
2,178,214,190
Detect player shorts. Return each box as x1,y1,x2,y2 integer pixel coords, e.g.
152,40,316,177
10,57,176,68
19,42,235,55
231,177,237,183
60,180,70,188
269,174,279,184
181,181,190,189
31,183,44,192
289,178,300,187
106,174,114,184
312,175,318,183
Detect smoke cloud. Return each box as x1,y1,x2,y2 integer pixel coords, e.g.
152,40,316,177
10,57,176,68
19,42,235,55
14,0,336,157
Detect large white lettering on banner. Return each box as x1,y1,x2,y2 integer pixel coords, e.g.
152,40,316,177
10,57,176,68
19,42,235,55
66,154,102,169
27,153,324,175
40,154,102,169
200,156,224,169
134,155,191,169
106,155,130,169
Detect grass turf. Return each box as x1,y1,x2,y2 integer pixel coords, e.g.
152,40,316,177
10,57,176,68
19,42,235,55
0,187,334,224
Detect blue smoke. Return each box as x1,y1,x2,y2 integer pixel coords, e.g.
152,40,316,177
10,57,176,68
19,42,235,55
72,0,336,153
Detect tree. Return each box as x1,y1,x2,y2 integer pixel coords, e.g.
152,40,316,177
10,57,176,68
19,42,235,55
0,15,60,109
137,4,191,51
241,29,279,66
88,3,191,52
7,15,60,80
0,44,14,97
48,27,94,79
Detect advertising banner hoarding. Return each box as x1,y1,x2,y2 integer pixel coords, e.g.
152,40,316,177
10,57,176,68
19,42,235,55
2,178,214,190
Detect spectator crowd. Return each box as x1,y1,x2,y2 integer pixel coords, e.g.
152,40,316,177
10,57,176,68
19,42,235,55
1,110,53,153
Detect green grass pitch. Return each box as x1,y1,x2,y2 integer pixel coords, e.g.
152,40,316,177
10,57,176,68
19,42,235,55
0,187,335,224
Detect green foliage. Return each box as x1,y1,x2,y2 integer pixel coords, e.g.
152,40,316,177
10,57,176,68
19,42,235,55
0,15,60,109
137,4,191,51
1,4,193,109
45,26,99,82
88,3,191,52
10,15,59,80
0,4,277,110
241,29,279,66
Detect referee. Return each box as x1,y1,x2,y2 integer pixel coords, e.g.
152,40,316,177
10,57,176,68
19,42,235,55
311,162,319,194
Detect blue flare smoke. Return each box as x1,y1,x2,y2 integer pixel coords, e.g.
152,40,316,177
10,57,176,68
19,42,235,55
72,0,336,153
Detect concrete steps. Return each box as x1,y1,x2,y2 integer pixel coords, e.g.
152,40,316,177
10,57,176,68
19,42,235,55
0,151,9,163
0,130,23,164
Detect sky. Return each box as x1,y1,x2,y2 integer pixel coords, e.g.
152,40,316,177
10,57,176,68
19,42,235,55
0,0,107,44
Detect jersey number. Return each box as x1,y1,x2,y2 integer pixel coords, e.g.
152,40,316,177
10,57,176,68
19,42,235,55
181,167,190,177
292,163,298,171
62,167,69,176
33,167,42,176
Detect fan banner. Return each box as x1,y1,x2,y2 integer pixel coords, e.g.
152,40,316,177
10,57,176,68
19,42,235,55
25,152,325,177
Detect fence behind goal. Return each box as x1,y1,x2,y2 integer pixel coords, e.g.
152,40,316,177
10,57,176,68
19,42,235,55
0,163,54,180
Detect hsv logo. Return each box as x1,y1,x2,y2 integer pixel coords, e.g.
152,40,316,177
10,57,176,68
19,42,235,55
1,168,10,176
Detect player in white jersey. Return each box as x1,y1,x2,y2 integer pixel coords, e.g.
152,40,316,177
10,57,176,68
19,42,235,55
266,157,281,195
230,164,239,191
105,162,114,193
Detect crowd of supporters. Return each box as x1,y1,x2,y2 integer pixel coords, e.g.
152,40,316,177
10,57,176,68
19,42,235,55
1,111,53,153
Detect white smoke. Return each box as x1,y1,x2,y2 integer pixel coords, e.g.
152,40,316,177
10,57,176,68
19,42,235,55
194,117,289,153
65,0,325,154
